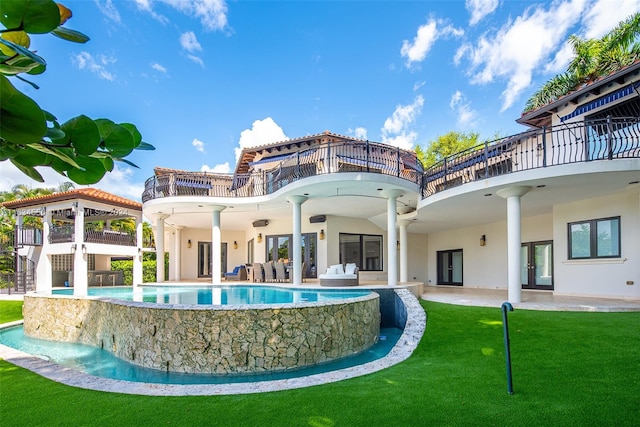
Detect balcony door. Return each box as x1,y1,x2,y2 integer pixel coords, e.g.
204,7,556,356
437,249,463,286
521,241,553,290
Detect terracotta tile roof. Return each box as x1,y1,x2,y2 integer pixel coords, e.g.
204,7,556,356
1,188,142,211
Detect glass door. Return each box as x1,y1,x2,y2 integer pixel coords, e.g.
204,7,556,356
437,249,463,286
197,242,227,278
521,241,553,290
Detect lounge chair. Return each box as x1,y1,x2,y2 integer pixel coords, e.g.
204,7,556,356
224,265,247,281
319,263,359,286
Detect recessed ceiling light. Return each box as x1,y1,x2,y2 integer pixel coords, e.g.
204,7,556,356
377,188,383,191
629,181,640,185
536,184,546,188
484,193,492,197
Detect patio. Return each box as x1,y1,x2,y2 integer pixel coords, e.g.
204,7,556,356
421,285,640,312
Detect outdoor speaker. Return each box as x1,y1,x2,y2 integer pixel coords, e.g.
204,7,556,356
309,215,326,223
252,219,269,227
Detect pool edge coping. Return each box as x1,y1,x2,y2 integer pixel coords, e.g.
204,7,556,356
0,288,426,396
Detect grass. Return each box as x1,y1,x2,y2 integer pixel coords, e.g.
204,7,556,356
1,299,639,426
0,300,22,323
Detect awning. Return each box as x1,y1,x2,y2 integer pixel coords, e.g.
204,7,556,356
560,82,640,122
248,150,315,167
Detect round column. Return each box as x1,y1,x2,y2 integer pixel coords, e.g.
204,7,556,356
497,186,531,303
210,206,226,284
287,195,308,285
155,214,169,283
381,190,403,286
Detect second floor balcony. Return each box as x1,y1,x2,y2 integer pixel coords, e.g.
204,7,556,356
141,117,640,204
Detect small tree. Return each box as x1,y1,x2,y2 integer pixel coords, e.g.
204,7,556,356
416,131,481,167
0,1,154,184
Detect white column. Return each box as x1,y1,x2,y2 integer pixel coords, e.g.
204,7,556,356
382,190,403,286
133,217,143,287
497,186,531,303
73,203,88,296
38,209,52,293
155,214,169,283
288,195,308,285
173,226,183,282
398,219,410,283
210,206,226,284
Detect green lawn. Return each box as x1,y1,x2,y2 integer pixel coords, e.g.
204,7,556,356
1,300,639,426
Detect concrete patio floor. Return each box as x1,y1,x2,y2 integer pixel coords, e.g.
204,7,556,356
421,285,640,312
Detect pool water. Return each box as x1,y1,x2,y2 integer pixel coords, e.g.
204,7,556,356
0,325,401,385
52,285,371,306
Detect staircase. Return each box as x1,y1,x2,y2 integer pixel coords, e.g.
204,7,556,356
0,250,36,294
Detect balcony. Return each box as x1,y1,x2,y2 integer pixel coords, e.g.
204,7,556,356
49,224,137,247
140,118,639,205
422,117,640,198
142,140,424,202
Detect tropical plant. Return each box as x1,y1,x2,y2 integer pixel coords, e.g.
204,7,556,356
0,1,154,184
416,131,481,167
524,12,640,113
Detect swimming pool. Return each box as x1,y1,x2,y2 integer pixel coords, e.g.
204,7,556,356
52,285,371,305
0,324,401,384
22,284,381,374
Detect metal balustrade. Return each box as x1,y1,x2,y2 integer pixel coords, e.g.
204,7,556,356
141,118,640,204
422,117,640,198
142,141,424,202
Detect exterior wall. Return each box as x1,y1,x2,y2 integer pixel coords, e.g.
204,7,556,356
553,191,640,299
425,213,552,289
23,292,380,374
326,216,388,280
406,232,428,282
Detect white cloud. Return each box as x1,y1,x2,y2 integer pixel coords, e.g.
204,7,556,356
72,52,116,81
95,0,121,24
581,0,640,39
545,0,640,74
187,55,205,67
457,0,586,111
192,138,205,153
201,163,231,173
401,19,463,67
381,95,425,149
180,31,202,52
235,118,288,161
413,81,426,92
138,0,228,31
151,63,167,73
466,0,499,26
134,0,169,25
93,166,145,200
449,90,478,128
348,127,368,140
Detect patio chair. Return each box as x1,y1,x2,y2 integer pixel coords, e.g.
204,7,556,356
252,263,264,282
275,262,288,282
263,262,275,282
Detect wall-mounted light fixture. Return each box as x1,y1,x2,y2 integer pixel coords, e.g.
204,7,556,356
319,229,325,240
81,244,87,254
480,235,486,246
397,241,400,250
187,239,192,248
70,243,76,254
233,240,238,249
257,233,262,243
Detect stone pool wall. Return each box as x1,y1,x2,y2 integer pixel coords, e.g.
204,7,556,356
22,293,380,374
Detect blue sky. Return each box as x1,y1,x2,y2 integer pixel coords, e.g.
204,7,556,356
2,0,639,199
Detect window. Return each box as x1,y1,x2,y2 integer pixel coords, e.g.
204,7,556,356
339,233,383,271
568,217,620,259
